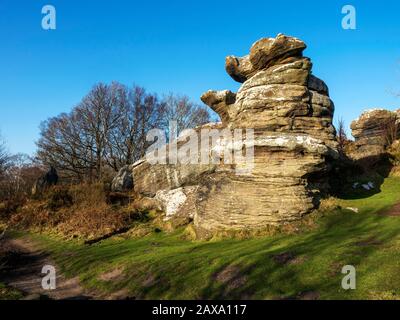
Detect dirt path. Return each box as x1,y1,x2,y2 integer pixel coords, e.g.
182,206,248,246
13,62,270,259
0,235,95,300
381,202,400,216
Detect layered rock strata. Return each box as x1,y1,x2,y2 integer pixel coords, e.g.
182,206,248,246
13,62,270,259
119,34,338,237
350,109,400,159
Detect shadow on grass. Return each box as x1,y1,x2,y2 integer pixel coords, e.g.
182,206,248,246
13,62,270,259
198,210,400,299
42,205,400,299
330,153,394,200
26,178,400,300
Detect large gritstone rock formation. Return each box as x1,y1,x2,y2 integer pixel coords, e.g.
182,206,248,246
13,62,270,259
125,34,338,238
350,109,400,160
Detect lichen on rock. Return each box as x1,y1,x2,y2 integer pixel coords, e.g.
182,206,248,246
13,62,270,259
114,34,339,238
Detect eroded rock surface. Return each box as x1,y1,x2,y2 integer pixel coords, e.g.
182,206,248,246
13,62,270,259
350,109,400,159
117,34,338,237
111,165,134,192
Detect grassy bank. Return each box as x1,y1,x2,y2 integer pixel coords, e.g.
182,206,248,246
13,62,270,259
19,177,400,299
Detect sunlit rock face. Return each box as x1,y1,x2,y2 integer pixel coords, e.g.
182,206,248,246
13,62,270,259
194,34,338,237
205,34,336,147
349,109,400,160
124,34,338,238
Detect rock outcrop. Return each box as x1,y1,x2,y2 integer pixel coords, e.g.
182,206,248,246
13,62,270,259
111,165,134,192
350,109,400,159
118,34,338,238
32,166,59,196
155,186,198,227
131,123,222,197
193,34,337,236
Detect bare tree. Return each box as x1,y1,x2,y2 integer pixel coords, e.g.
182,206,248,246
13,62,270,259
0,154,43,200
37,111,93,182
336,117,348,153
0,133,43,201
0,133,10,179
381,113,399,147
75,83,123,180
36,82,211,182
105,84,166,169
161,93,210,135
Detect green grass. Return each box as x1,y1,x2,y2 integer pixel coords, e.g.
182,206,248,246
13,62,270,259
0,283,23,300
25,177,400,299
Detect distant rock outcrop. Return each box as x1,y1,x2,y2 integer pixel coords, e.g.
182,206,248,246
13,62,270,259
111,165,134,192
350,109,400,159
114,34,338,238
32,166,58,196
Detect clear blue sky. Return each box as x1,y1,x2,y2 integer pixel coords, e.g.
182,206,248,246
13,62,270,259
1,0,400,155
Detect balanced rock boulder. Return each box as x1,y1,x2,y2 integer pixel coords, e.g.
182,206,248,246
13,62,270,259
249,34,307,70
117,34,338,238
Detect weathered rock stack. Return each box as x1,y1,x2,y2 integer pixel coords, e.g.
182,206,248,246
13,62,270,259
118,34,338,238
350,109,400,159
